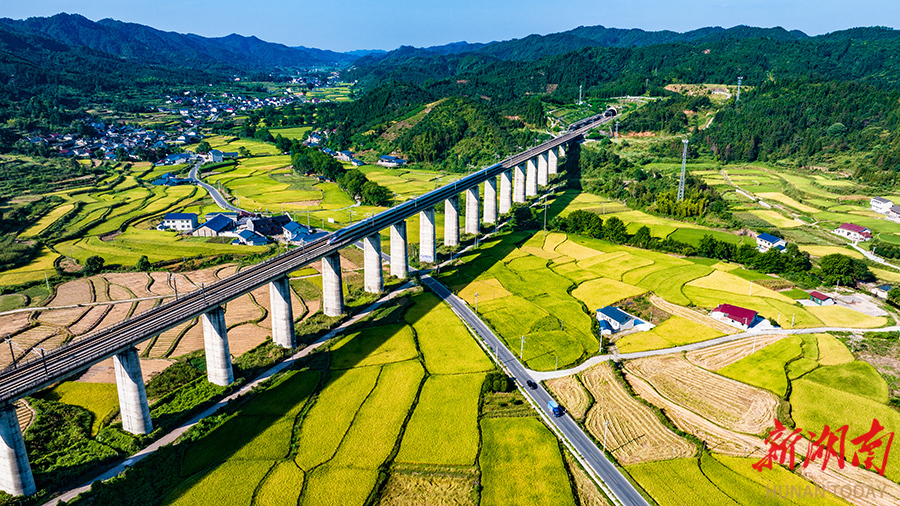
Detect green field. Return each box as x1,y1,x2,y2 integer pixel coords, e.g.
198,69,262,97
270,126,313,140
480,417,576,506
40,382,119,436
718,336,803,396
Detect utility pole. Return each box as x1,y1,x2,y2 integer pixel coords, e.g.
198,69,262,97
475,292,479,312
677,139,689,202
520,335,526,360
737,76,744,102
615,120,619,138
578,85,583,105
603,419,610,452
44,272,50,292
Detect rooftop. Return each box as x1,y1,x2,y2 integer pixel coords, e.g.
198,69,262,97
713,304,758,326
757,233,783,244
597,306,631,324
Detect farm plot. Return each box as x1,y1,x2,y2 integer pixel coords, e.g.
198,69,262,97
686,334,787,370
627,458,738,505
404,292,493,375
615,316,724,353
545,375,592,420
580,364,694,464
746,210,802,228
396,373,484,466
633,264,713,306
39,382,119,436
625,355,778,435
717,336,803,396
571,278,646,310
816,333,854,365
806,305,887,328
479,417,576,506
329,324,418,369
648,295,738,334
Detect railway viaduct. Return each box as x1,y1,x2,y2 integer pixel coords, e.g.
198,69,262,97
0,112,615,496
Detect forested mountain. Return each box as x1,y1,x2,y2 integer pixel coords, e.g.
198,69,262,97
0,13,356,73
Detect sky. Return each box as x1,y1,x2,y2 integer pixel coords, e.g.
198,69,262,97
3,0,899,52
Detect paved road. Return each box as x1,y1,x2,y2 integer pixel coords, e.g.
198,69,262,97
851,241,900,270
189,161,245,213
44,284,415,506
421,276,648,506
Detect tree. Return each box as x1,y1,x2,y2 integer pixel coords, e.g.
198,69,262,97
819,253,874,286
238,146,250,158
135,255,151,272
631,226,652,248
196,141,211,154
84,256,104,275
603,216,627,243
360,181,392,206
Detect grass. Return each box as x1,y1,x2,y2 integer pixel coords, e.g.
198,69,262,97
329,323,418,369
718,336,803,396
405,292,493,375
396,373,484,466
269,126,312,140
40,382,119,436
294,366,380,471
615,317,725,353
626,458,738,505
806,305,887,328
0,294,26,312
479,417,576,506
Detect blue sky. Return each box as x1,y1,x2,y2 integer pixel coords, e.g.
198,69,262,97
4,0,898,52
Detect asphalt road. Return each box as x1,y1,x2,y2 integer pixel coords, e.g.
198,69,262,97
421,275,648,506
189,161,245,212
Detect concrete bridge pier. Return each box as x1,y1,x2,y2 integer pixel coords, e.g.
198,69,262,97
537,152,549,186
269,277,295,348
322,253,344,317
513,164,526,204
390,222,408,279
114,346,153,435
465,187,479,235
526,158,538,197
444,195,459,247
558,144,566,157
419,208,436,263
548,147,559,175
0,404,35,497
499,170,513,214
364,233,384,293
484,177,497,224
202,306,233,386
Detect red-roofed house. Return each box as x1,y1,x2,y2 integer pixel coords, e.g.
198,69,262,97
809,291,835,306
710,304,759,330
833,223,872,242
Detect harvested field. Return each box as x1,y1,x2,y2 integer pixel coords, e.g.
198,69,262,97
564,454,610,506
649,295,737,334
183,266,223,287
581,364,694,465
227,324,272,356
74,357,174,384
686,334,786,370
108,283,131,302
94,302,134,331
168,321,205,358
103,272,154,298
0,312,34,335
148,272,175,295
69,305,112,336
625,355,778,435
50,279,93,306
224,294,264,328
546,375,591,420
15,400,33,432
36,306,88,327
8,326,60,364
377,471,478,506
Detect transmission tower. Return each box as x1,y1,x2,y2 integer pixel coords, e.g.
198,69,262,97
737,76,743,102
578,85,583,105
677,139,689,202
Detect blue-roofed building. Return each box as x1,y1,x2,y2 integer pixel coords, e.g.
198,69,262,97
192,214,236,237
377,155,407,168
596,306,635,333
232,230,268,246
282,222,329,245
756,233,787,253
161,213,198,232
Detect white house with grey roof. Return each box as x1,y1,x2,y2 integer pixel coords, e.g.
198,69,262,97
872,197,893,214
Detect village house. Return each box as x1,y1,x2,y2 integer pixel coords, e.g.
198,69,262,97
809,291,835,306
232,229,268,246
832,223,872,242
377,155,407,168
710,304,759,330
871,284,893,300
160,213,198,232
191,214,236,237
871,197,894,214
756,233,786,253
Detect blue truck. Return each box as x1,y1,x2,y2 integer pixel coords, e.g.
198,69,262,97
548,400,564,417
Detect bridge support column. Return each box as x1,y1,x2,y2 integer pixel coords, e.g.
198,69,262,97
526,158,538,197
513,164,526,204
114,346,153,435
484,177,497,225
537,152,549,186
202,306,233,386
419,208,436,263
390,222,408,279
548,147,559,175
269,277,295,348
322,253,344,317
499,170,513,215
0,404,35,497
558,144,566,157
444,195,459,247
364,233,383,293
465,187,479,235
